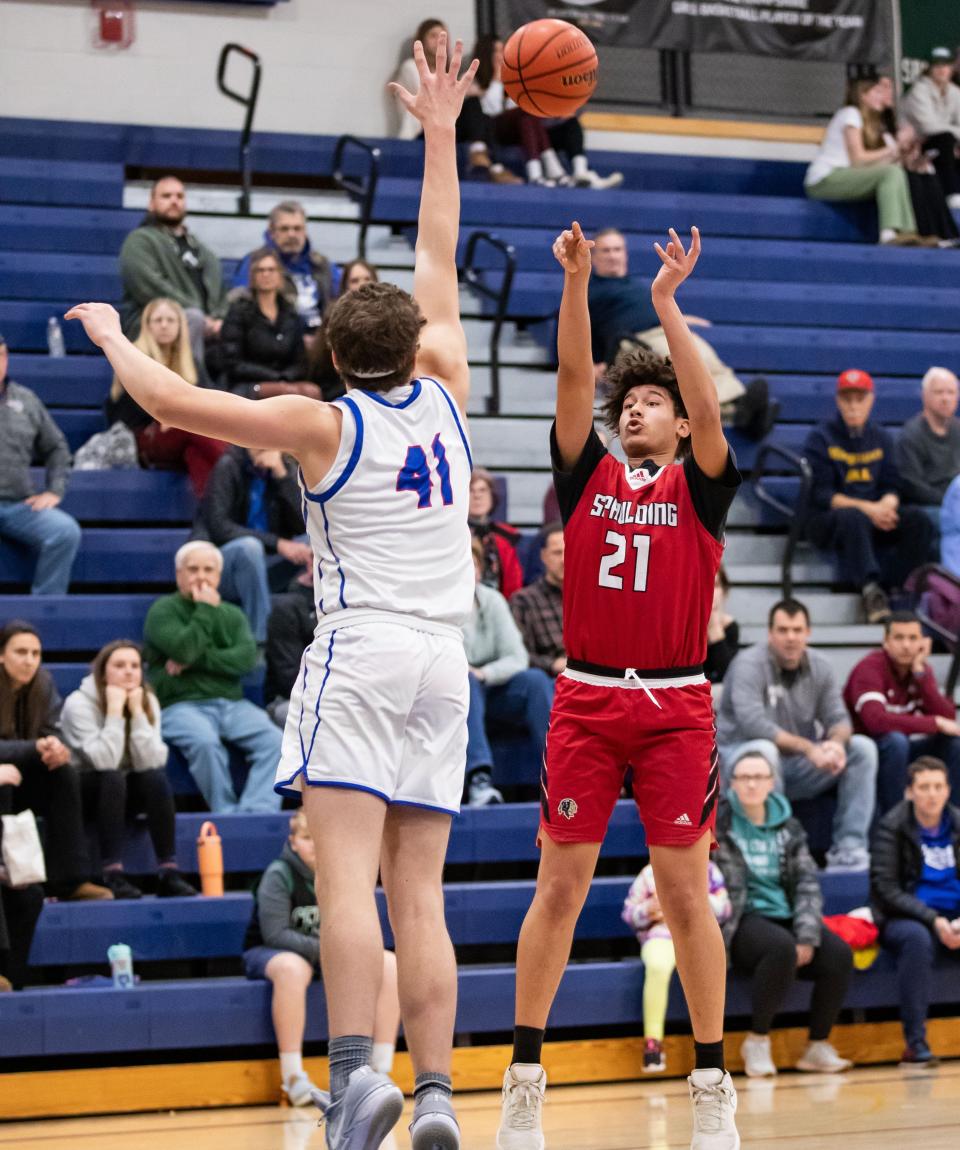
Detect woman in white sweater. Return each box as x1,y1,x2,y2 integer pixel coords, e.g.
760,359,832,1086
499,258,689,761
60,640,196,899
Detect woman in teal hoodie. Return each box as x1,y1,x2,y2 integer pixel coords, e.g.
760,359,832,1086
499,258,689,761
714,750,854,1078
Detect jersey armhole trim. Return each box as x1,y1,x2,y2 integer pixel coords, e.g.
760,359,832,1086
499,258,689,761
427,376,474,471
302,396,364,504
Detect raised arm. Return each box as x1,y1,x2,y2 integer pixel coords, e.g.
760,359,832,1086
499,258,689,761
389,34,478,412
650,227,728,479
65,303,338,474
553,221,596,470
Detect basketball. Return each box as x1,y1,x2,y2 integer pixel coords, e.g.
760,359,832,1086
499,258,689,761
502,19,598,118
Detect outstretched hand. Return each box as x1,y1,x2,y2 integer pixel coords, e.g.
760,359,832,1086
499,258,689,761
387,32,479,132
553,221,594,275
65,302,123,349
652,227,701,299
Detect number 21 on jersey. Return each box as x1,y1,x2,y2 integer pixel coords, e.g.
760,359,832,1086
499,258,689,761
598,529,651,591
396,433,453,509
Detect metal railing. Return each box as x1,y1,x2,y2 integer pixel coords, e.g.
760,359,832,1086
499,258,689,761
216,43,262,215
332,135,382,261
905,564,960,697
751,443,813,600
461,231,517,416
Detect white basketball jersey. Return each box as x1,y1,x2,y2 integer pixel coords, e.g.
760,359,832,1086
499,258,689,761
301,377,475,631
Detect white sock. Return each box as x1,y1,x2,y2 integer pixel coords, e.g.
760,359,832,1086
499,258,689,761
879,227,896,243
280,1051,303,1082
469,141,486,154
541,147,566,179
526,158,545,182
572,154,590,177
371,1042,395,1074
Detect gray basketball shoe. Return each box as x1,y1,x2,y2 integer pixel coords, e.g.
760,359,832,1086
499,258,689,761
311,1066,404,1150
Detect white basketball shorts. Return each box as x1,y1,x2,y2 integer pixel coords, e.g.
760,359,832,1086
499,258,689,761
273,620,469,815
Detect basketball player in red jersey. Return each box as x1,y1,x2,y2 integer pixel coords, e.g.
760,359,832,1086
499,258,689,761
495,222,742,1150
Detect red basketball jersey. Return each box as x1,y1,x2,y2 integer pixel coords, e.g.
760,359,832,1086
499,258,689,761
554,428,741,671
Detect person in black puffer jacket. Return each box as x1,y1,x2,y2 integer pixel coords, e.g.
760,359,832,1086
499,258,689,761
714,749,853,1079
870,755,960,1067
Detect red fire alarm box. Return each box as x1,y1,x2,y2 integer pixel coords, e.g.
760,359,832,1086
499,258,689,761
92,1,136,49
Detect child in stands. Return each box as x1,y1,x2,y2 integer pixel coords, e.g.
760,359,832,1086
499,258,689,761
243,809,401,1106
623,861,731,1073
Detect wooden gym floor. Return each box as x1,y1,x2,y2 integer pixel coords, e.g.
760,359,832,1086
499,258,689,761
4,1062,959,1149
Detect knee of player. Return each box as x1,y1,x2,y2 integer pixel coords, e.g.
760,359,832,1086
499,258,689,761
266,950,313,983
535,869,592,921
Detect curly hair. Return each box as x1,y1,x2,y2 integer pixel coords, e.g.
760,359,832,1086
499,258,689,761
600,344,690,458
323,282,425,393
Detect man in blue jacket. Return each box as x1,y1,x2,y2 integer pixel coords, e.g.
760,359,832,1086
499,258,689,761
804,369,935,623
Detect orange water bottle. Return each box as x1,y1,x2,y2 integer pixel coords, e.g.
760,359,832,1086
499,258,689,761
196,820,224,897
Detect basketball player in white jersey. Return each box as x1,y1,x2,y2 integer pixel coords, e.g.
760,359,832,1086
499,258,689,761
69,36,478,1150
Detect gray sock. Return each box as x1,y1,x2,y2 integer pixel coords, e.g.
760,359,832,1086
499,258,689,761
329,1035,373,1104
414,1071,452,1104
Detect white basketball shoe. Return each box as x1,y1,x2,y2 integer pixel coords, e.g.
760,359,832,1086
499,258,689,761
495,1063,547,1150
688,1068,741,1150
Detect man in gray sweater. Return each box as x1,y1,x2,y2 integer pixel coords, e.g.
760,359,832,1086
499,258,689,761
0,334,81,594
896,367,960,529
716,598,877,871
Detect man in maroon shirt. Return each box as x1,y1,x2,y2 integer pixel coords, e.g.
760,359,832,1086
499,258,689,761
844,611,960,812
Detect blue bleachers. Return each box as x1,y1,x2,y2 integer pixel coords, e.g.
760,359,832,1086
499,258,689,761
12,354,112,406
0,251,120,301
0,528,188,585
27,469,196,522
0,205,140,255
0,594,155,650
0,158,124,209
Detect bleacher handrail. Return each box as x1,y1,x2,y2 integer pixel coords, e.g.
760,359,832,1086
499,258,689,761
752,442,812,600
216,43,262,216
332,135,381,261
462,230,516,416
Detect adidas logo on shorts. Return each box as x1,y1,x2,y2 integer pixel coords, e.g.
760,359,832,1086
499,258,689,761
673,812,693,826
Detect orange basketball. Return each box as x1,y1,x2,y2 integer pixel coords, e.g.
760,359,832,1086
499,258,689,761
502,19,598,118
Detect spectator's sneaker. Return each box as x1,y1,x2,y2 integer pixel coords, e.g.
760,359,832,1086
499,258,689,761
496,1063,546,1150
409,1089,460,1150
282,1070,321,1107
490,165,524,185
102,871,143,899
741,1034,777,1078
900,1040,940,1069
824,847,870,873
157,869,199,898
862,583,891,624
689,1069,740,1149
796,1040,853,1073
468,771,504,807
311,1067,404,1150
0,975,12,993
642,1037,666,1073
574,169,624,190
63,881,114,901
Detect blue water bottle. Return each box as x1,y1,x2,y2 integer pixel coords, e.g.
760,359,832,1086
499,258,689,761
108,943,134,989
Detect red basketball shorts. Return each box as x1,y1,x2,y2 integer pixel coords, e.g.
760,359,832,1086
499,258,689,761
539,672,719,848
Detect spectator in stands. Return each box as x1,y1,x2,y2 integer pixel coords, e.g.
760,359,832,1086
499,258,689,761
510,522,565,677
844,611,960,815
60,640,197,900
463,538,553,806
0,621,110,900
706,563,739,684
305,259,379,402
717,599,878,872
231,201,338,334
622,860,731,1075
143,542,282,813
221,249,319,400
940,473,960,577
715,750,854,1077
195,446,309,644
106,298,226,497
902,47,960,209
118,176,229,363
264,570,315,728
469,467,523,599
0,860,43,991
805,78,924,245
587,232,775,438
896,367,960,530
870,756,960,1066
390,19,522,184
243,809,400,1106
0,333,81,595
804,368,936,624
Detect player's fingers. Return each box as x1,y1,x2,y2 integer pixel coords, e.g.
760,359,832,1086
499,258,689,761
653,243,669,263
448,37,463,78
386,82,413,108
689,225,702,258
434,30,448,74
459,57,480,87
412,39,429,78
571,220,583,239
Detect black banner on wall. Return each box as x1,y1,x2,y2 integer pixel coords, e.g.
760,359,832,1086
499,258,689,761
502,1,891,63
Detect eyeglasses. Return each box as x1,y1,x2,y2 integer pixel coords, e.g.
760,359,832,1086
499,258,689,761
732,773,773,784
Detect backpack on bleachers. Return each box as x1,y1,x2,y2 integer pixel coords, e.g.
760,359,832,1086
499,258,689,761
73,422,140,470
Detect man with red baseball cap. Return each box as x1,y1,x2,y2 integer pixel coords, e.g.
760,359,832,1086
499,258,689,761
803,369,936,623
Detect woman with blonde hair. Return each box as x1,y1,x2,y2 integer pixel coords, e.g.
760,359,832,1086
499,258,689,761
105,297,226,495
60,639,196,899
